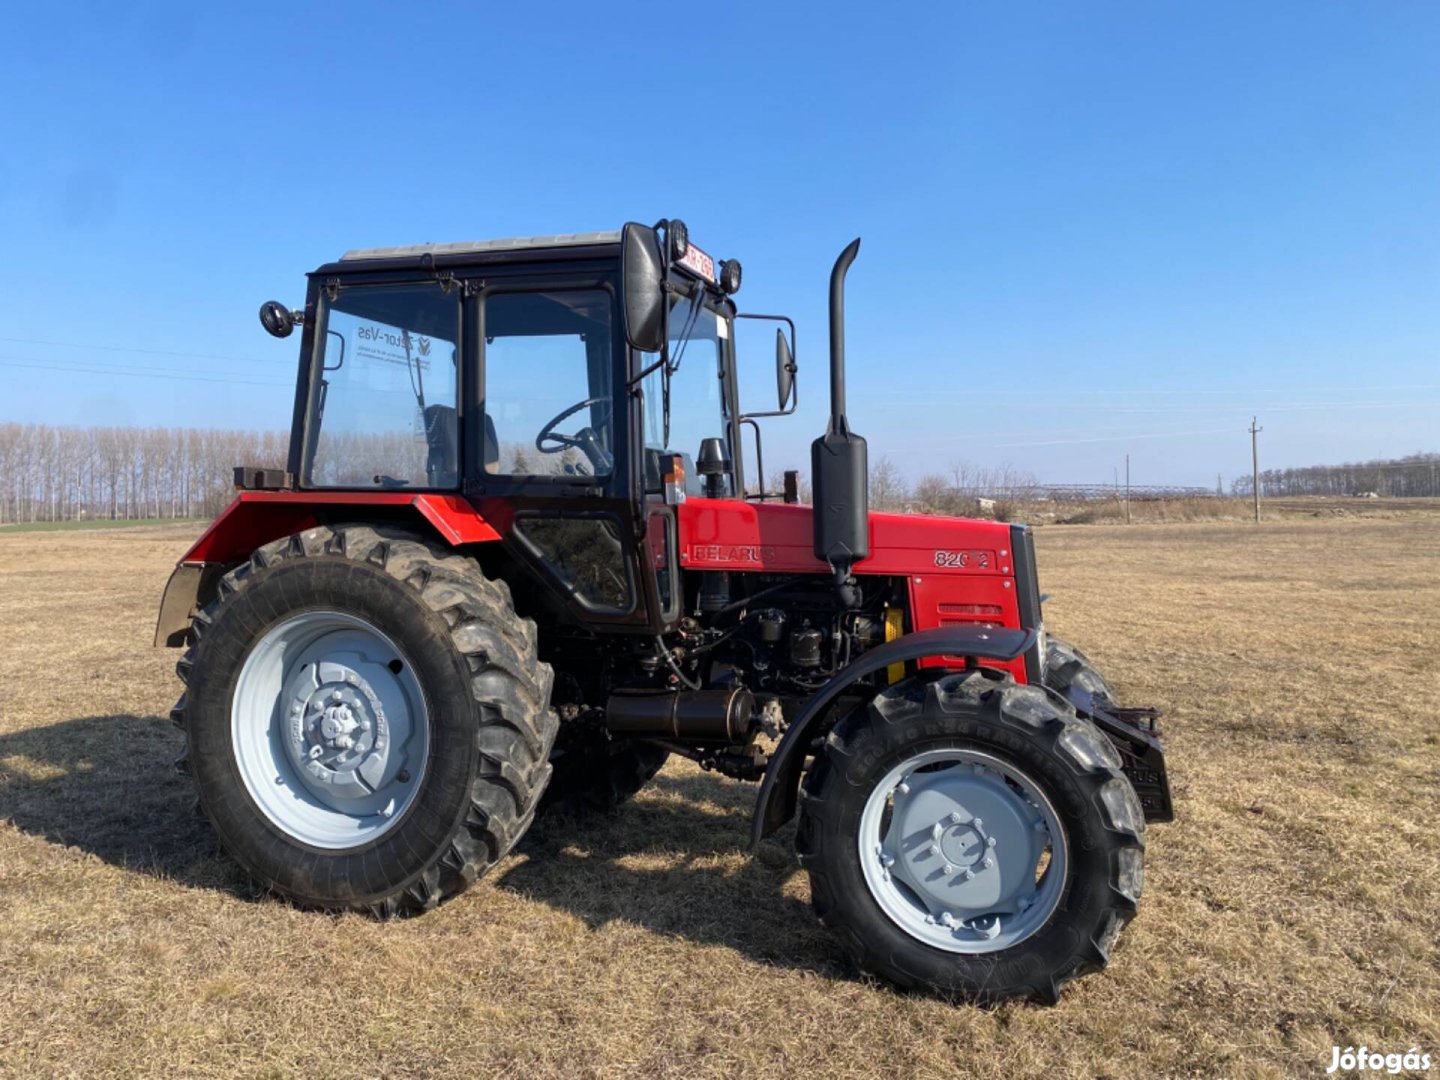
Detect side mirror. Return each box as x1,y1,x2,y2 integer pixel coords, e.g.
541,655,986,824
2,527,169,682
776,328,795,410
620,222,665,354
259,300,297,339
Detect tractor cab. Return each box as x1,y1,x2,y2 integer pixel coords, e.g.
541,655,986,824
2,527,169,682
255,223,796,636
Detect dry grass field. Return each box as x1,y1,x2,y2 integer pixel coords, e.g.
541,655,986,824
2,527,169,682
1,512,1437,1079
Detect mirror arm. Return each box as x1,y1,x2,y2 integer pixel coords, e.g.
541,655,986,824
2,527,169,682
734,313,799,420
739,417,768,500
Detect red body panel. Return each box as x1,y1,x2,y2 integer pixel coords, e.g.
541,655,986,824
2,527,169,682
677,499,1013,577
180,491,501,565
678,499,1028,680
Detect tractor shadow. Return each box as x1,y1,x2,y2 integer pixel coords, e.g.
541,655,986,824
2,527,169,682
0,717,848,981
0,714,246,897
499,767,848,979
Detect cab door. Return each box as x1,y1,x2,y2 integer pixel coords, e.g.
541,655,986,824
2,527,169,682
464,277,654,629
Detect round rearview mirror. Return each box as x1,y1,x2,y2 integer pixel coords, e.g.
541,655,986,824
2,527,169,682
776,328,795,409
259,300,296,339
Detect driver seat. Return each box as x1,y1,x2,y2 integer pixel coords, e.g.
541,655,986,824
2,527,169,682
423,405,459,487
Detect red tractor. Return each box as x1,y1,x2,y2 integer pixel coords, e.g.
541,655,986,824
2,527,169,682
156,222,1171,1003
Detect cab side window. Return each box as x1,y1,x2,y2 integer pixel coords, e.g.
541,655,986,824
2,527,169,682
306,282,460,489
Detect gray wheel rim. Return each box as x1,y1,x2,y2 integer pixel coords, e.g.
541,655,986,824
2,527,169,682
231,611,429,849
857,747,1068,954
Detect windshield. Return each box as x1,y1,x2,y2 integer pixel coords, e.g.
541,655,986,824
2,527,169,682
640,293,732,494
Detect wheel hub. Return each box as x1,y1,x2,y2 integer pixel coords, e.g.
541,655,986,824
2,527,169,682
282,659,406,803
859,748,1068,954
232,612,428,849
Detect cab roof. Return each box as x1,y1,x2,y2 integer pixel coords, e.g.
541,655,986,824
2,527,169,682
339,231,622,262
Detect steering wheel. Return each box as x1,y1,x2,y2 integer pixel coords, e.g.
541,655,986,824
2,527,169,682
536,396,613,473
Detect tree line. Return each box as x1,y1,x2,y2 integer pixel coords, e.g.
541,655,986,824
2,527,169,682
0,424,287,524
1231,451,1440,498
3,422,1432,527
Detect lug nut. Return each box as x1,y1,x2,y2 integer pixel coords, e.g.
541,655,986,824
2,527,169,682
928,844,941,857
948,812,964,825
987,837,997,848
963,869,974,881
942,862,956,875
984,858,994,870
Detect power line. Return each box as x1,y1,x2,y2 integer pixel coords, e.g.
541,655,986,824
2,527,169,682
868,382,1440,401
0,357,292,388
0,335,290,366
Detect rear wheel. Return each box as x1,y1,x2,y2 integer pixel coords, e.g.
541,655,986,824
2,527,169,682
797,671,1145,1004
172,524,558,915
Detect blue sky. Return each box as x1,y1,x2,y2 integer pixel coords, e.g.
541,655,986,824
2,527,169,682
2,1,1436,488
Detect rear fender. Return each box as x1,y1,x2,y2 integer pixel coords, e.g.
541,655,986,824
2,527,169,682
153,492,500,647
750,625,1036,848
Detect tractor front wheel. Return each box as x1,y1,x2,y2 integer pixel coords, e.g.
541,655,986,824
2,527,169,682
796,670,1145,1004
172,524,558,916
1044,635,1116,709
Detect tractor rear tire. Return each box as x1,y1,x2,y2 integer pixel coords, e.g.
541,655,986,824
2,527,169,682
542,738,670,814
171,523,558,916
796,670,1145,1004
1044,635,1117,709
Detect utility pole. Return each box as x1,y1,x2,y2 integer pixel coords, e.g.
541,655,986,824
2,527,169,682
1217,473,1223,498
1125,453,1131,525
1249,417,1262,524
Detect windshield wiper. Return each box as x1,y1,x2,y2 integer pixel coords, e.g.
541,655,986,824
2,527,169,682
667,287,706,375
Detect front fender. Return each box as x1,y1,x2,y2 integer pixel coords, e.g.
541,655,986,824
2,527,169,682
749,624,1036,848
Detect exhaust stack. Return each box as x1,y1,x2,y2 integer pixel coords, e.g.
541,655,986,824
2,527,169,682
811,238,869,599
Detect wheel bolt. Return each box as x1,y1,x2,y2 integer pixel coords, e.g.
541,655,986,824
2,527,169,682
332,691,343,702
972,818,983,829
987,837,997,848
942,862,956,875
948,812,964,825
928,844,940,857
963,869,974,880
984,858,994,870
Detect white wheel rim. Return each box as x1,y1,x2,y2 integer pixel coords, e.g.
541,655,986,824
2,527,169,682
857,747,1068,954
231,611,430,849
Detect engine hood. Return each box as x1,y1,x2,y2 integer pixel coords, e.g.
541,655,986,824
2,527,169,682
677,498,1017,578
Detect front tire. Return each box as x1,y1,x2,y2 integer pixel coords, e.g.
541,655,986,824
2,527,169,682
172,524,558,916
1044,635,1116,709
796,671,1145,1004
